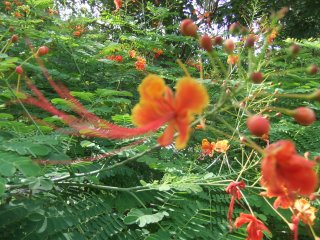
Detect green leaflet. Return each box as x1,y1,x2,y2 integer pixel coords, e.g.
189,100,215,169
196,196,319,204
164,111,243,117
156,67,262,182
123,208,169,227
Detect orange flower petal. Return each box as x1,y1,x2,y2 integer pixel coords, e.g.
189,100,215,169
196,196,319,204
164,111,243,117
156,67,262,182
132,104,164,126
175,114,191,149
158,122,175,146
175,77,209,115
215,140,230,153
138,74,166,102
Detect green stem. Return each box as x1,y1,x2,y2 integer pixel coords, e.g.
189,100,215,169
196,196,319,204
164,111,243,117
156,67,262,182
53,143,161,182
309,224,319,240
263,197,291,226
56,182,146,192
209,51,228,78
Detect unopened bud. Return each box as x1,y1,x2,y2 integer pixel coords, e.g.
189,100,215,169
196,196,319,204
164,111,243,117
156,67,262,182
308,64,319,75
224,39,235,53
290,44,300,55
229,22,241,34
199,35,213,52
180,19,198,37
213,36,223,45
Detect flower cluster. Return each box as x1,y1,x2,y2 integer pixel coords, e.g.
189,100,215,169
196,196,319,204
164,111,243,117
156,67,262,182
72,25,85,37
227,55,239,65
261,140,318,209
4,0,22,11
152,48,164,58
106,55,123,63
201,139,230,156
135,57,146,71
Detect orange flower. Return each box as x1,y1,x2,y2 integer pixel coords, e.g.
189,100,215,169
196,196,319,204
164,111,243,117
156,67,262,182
267,29,278,44
14,12,22,18
215,140,230,153
294,199,317,225
129,50,136,58
234,213,269,240
226,181,246,231
261,140,318,208
227,55,239,65
201,139,215,156
135,57,146,71
73,31,82,37
132,75,209,149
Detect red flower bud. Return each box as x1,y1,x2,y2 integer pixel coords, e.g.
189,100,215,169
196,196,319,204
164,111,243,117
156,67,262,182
229,22,241,34
180,19,198,37
199,35,213,52
250,72,264,84
38,46,49,56
15,65,23,75
293,107,316,126
308,64,319,75
247,115,270,137
290,44,300,55
213,36,223,45
11,35,18,43
245,35,255,48
224,39,235,53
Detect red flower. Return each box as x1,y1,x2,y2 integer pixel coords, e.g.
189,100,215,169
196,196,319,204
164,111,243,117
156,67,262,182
234,213,269,240
261,140,318,208
226,181,246,230
115,55,123,63
114,0,122,11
